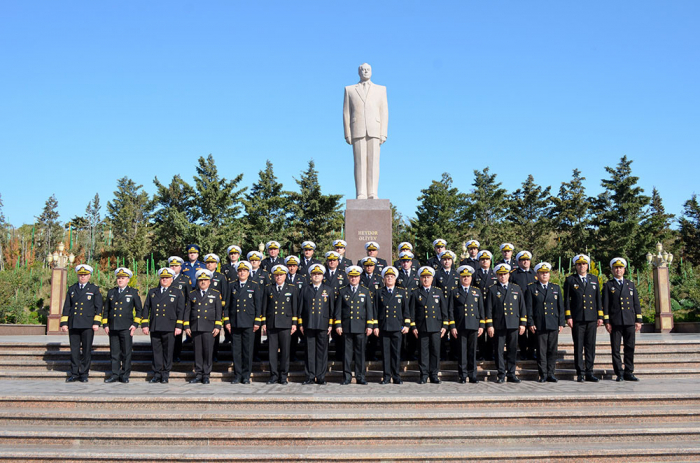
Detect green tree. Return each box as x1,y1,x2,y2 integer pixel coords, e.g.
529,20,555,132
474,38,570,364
410,173,469,260
591,156,651,269
507,174,553,258
107,177,152,264
549,168,592,260
151,174,197,262
242,160,291,255
85,193,102,262
36,194,62,259
190,154,247,255
466,167,509,251
679,194,700,265
639,187,675,255
288,160,344,253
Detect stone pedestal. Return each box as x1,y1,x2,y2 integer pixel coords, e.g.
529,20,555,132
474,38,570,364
344,199,393,264
46,268,67,335
653,266,674,333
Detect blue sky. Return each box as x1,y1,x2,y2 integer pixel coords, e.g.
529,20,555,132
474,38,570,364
1,1,698,227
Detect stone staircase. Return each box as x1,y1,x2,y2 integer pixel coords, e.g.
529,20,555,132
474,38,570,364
0,334,697,461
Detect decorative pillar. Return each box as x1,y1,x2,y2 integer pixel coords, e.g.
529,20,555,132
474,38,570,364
46,242,75,335
646,242,674,334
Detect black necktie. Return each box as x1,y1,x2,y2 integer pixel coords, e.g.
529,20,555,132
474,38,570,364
388,288,392,295
119,288,123,294
314,286,318,295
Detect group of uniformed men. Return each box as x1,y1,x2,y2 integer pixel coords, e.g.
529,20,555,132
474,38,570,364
60,239,643,384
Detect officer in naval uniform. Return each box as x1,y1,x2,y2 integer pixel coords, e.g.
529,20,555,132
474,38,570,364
221,245,242,283
224,261,262,384
102,267,141,383
448,265,485,384
298,241,321,276
474,250,497,361
323,251,347,293
335,265,375,385
299,263,335,384
333,240,353,270
426,239,447,270
376,266,410,384
603,257,642,382
247,250,269,361
185,269,222,384
510,251,537,361
497,243,517,269
261,241,283,272
411,266,448,384
526,262,565,382
564,254,603,382
167,256,191,363
61,264,103,383
396,251,421,291
203,253,228,361
393,242,421,271
262,264,298,385
182,244,206,289
284,255,307,361
459,240,480,268
142,268,186,383
486,263,526,383
357,241,387,274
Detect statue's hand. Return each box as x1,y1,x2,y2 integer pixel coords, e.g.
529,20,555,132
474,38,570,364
345,137,352,145
380,136,387,145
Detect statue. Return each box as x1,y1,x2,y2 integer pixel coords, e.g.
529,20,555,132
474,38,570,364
343,63,388,199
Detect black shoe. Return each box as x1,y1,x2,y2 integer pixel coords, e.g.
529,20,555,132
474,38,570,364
379,378,390,385
316,379,327,385
341,379,352,385
537,377,546,383
80,378,89,383
356,378,368,385
174,357,181,363
104,376,119,383
161,378,169,384
585,374,600,382
624,374,639,382
458,377,466,384
66,376,78,383
120,378,129,383
469,377,479,384
577,375,584,382
507,376,521,383
188,378,202,384
546,376,558,383
393,378,403,385
202,378,210,384
418,378,427,384
266,378,278,385
241,379,250,384
429,377,441,384
302,379,314,385
495,377,505,384
279,379,288,385
149,377,161,384
231,377,241,384
616,376,624,382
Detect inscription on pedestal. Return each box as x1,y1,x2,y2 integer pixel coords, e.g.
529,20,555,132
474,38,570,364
345,199,392,263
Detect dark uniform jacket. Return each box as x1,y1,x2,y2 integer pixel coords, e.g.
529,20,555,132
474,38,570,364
474,268,498,294
602,278,642,326
261,255,284,273
410,286,448,333
182,260,206,289
376,287,410,332
185,288,223,332
102,286,142,330
356,257,388,274
209,271,228,311
286,272,308,292
299,283,335,330
361,272,383,295
459,256,480,269
396,269,421,291
171,273,191,306
250,268,271,288
61,282,104,329
564,274,602,322
335,285,375,334
448,286,485,331
485,283,527,330
221,261,239,283
497,258,518,271
323,268,347,293
435,268,460,297
426,255,441,270
337,256,353,271
262,283,298,329
225,280,263,329
142,286,185,332
298,257,321,277
393,258,421,272
510,268,537,292
526,283,565,331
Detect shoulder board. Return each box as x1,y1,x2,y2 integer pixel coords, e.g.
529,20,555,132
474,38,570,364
210,288,220,294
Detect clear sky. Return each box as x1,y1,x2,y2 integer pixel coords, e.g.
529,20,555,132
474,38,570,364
1,1,698,227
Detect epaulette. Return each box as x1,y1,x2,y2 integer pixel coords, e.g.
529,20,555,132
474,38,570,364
528,282,535,286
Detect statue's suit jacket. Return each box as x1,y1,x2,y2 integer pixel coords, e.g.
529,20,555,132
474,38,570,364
343,82,388,140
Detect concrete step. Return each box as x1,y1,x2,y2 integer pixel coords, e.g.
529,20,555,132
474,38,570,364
1,441,699,462
1,422,699,447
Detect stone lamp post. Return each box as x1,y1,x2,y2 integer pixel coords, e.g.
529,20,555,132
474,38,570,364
646,242,674,333
46,242,75,334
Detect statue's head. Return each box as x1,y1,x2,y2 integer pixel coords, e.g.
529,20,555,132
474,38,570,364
358,63,372,82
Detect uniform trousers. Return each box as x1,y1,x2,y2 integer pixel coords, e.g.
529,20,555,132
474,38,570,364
150,331,175,380
108,329,132,379
536,329,559,378
494,329,519,379
343,332,367,382
267,328,291,381
418,331,441,380
519,329,537,359
173,331,183,361
192,331,215,379
572,321,597,375
69,328,94,379
304,329,329,381
610,324,636,376
231,327,255,381
380,330,402,380
457,329,479,379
